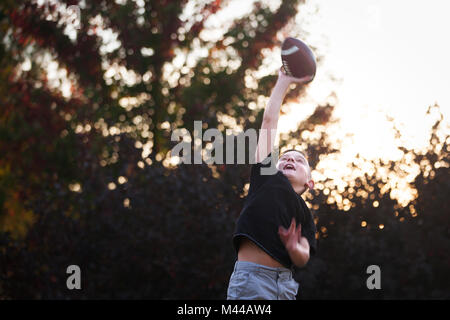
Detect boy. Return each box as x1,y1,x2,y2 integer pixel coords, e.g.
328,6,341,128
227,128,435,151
227,67,317,300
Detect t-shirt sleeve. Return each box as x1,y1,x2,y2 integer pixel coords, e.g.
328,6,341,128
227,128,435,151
247,152,278,196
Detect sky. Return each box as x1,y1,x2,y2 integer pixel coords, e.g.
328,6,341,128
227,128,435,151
288,0,449,155
259,0,450,206
199,0,449,161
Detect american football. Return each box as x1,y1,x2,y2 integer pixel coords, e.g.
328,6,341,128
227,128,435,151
281,37,316,80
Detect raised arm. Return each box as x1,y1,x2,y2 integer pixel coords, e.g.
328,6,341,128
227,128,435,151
254,69,313,163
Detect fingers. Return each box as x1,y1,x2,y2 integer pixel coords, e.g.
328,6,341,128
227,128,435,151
279,218,296,236
296,223,302,242
279,218,301,239
278,67,314,84
278,226,288,247
289,218,296,233
290,74,314,84
278,225,287,237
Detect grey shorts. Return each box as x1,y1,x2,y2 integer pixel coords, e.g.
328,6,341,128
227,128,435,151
227,261,299,300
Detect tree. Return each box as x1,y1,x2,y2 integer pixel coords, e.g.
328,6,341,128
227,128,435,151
1,0,330,299
296,104,449,299
2,0,447,300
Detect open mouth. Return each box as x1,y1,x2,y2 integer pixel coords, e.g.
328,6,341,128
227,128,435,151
283,164,295,171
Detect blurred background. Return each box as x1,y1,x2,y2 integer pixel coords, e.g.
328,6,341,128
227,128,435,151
0,0,448,299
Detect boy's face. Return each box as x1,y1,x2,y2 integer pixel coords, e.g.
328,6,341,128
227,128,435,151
276,151,314,194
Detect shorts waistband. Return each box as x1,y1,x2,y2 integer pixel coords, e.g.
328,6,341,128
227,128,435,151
234,261,293,280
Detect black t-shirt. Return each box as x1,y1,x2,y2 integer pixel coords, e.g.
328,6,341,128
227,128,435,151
233,152,317,269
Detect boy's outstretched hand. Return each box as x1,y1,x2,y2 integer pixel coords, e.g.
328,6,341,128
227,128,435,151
277,67,314,86
278,218,310,267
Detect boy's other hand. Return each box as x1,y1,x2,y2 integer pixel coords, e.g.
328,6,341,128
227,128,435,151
278,218,310,257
